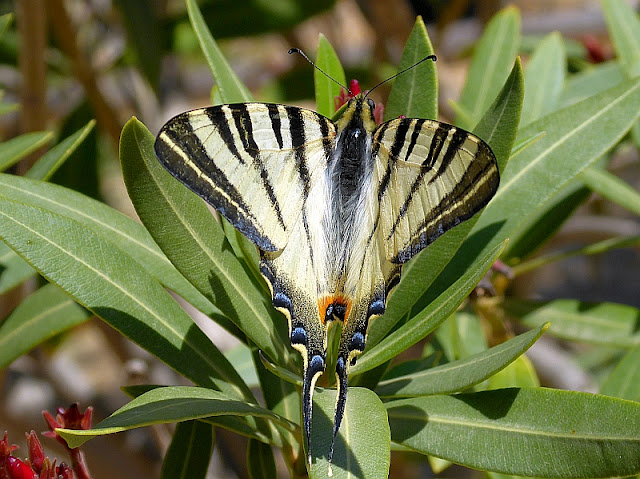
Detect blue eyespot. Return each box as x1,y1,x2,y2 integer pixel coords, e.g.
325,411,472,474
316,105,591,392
309,354,325,373
273,292,292,310
369,299,385,316
290,327,307,345
350,332,365,352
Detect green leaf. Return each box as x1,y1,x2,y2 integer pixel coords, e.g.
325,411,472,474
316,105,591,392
433,313,484,363
308,387,389,479
0,283,90,369
354,240,506,375
0,173,222,330
457,6,521,130
385,16,437,121
0,132,53,172
560,61,626,108
120,118,290,366
504,183,591,263
602,0,640,78
122,384,282,446
0,241,35,295
367,59,523,349
485,354,540,389
25,121,95,181
314,34,346,118
475,77,640,260
0,197,251,400
472,57,524,172
0,13,12,39
186,0,253,103
512,234,640,276
58,386,295,448
160,420,214,479
388,388,640,477
600,345,640,401
521,32,566,126
247,438,277,479
505,298,640,348
376,324,546,397
581,166,640,216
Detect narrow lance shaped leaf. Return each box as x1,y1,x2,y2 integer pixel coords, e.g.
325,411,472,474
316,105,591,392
308,388,390,479
160,420,214,479
26,121,95,181
457,6,521,130
560,61,626,108
521,32,566,126
0,241,35,295
473,76,640,260
0,197,253,402
385,15,437,121
247,438,277,479
387,388,640,478
186,0,253,103
600,345,640,401
580,166,640,216
505,298,640,348
602,0,640,78
57,386,296,449
314,34,346,118
0,173,228,333
0,132,53,172
375,324,547,397
0,283,91,369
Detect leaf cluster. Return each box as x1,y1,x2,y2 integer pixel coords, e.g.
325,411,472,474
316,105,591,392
2,2,640,478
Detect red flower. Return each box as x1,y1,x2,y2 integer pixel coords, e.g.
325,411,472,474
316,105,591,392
43,405,92,449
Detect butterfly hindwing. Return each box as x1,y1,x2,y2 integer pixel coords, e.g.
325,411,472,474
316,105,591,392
155,103,335,252
373,118,499,264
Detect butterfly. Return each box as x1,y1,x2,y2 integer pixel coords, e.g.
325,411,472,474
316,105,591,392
154,53,499,471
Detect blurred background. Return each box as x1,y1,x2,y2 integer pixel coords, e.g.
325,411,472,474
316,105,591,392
1,0,639,477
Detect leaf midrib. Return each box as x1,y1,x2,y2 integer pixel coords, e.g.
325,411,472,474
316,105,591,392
0,206,245,400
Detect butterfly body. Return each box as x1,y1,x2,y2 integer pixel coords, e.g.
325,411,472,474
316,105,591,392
154,93,499,467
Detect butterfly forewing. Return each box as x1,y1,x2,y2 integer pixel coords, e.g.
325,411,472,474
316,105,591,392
155,103,335,252
373,118,499,264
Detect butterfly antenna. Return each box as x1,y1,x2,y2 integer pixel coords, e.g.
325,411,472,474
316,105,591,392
289,47,352,95
364,54,437,98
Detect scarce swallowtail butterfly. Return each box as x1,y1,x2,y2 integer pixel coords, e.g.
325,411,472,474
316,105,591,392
154,51,499,471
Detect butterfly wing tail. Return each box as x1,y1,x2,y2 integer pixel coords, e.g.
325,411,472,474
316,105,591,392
302,350,326,465
328,353,349,473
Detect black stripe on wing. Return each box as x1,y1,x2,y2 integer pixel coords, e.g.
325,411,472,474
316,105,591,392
387,123,456,238
393,137,499,263
154,111,278,252
230,104,286,230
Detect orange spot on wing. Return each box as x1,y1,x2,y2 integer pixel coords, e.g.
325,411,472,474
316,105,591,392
318,295,352,324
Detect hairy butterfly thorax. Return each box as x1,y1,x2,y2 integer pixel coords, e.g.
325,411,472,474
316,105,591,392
154,52,499,474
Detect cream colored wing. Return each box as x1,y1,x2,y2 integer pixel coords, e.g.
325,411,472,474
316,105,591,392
155,103,335,251
373,118,499,264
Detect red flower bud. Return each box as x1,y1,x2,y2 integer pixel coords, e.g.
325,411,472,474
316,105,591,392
5,457,36,479
25,433,43,474
55,463,73,479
